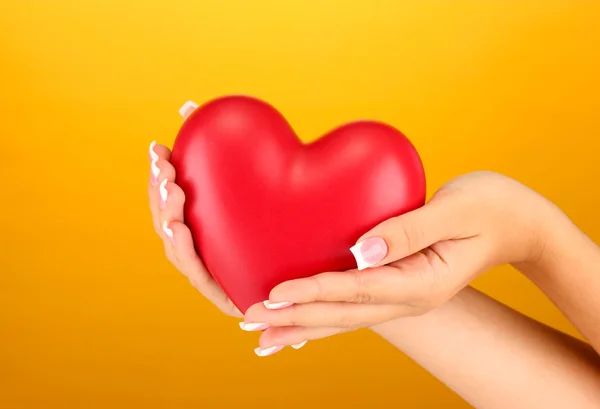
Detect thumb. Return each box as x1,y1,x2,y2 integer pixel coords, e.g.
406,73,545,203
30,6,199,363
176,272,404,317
350,198,460,270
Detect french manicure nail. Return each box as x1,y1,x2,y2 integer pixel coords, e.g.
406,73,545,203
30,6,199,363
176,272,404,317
254,345,284,357
159,178,168,207
239,322,269,331
150,158,160,184
162,220,174,242
179,100,199,119
149,141,159,161
350,237,388,270
263,300,293,310
291,341,307,350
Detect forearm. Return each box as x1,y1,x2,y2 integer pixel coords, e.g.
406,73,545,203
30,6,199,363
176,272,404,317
370,286,600,409
515,203,600,353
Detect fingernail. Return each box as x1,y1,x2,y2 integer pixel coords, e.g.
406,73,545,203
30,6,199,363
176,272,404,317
162,220,174,242
149,141,159,162
150,157,160,184
263,300,293,310
179,100,199,120
291,341,307,350
239,322,269,331
350,237,388,270
159,178,168,208
254,345,284,357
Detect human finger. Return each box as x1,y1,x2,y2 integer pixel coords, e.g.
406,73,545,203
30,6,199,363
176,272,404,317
244,300,409,329
349,196,466,270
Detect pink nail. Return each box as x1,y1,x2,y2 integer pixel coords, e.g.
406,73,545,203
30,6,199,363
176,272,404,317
162,220,174,243
149,141,159,162
150,158,160,184
350,237,388,270
254,345,284,357
179,101,199,120
291,340,307,349
159,179,168,208
263,301,293,310
239,322,269,331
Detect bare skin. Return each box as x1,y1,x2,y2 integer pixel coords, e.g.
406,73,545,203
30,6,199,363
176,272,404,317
371,287,600,409
147,110,600,408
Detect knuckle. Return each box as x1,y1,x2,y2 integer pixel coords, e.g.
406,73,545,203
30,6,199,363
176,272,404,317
282,306,308,327
411,224,426,254
282,314,299,327
419,250,446,287
188,270,212,291
401,225,413,255
404,251,449,312
337,314,355,329
393,219,418,255
187,276,198,289
152,222,161,237
307,275,325,301
165,250,178,266
350,272,371,303
219,301,241,318
187,275,203,291
355,291,372,304
165,248,186,274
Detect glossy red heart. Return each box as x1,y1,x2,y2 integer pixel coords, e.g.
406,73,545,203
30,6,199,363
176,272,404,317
171,96,426,313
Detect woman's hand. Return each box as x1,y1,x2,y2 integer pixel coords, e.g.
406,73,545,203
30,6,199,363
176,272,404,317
147,103,241,318
243,171,555,354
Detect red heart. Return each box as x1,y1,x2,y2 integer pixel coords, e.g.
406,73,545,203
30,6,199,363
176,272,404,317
171,96,426,313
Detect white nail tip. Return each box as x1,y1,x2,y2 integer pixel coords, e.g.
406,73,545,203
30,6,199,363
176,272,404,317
254,345,283,357
179,100,199,118
159,178,168,203
239,322,268,331
263,301,292,310
162,220,173,238
291,341,307,349
350,242,370,271
149,141,159,161
151,157,160,179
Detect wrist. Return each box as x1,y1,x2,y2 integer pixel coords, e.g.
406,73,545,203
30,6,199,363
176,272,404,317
515,198,595,278
516,194,571,267
512,196,600,353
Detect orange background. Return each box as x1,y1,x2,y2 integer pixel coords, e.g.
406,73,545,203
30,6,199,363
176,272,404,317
2,1,600,408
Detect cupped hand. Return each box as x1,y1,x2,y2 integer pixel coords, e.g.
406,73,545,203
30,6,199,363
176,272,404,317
147,102,241,318
242,171,554,355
